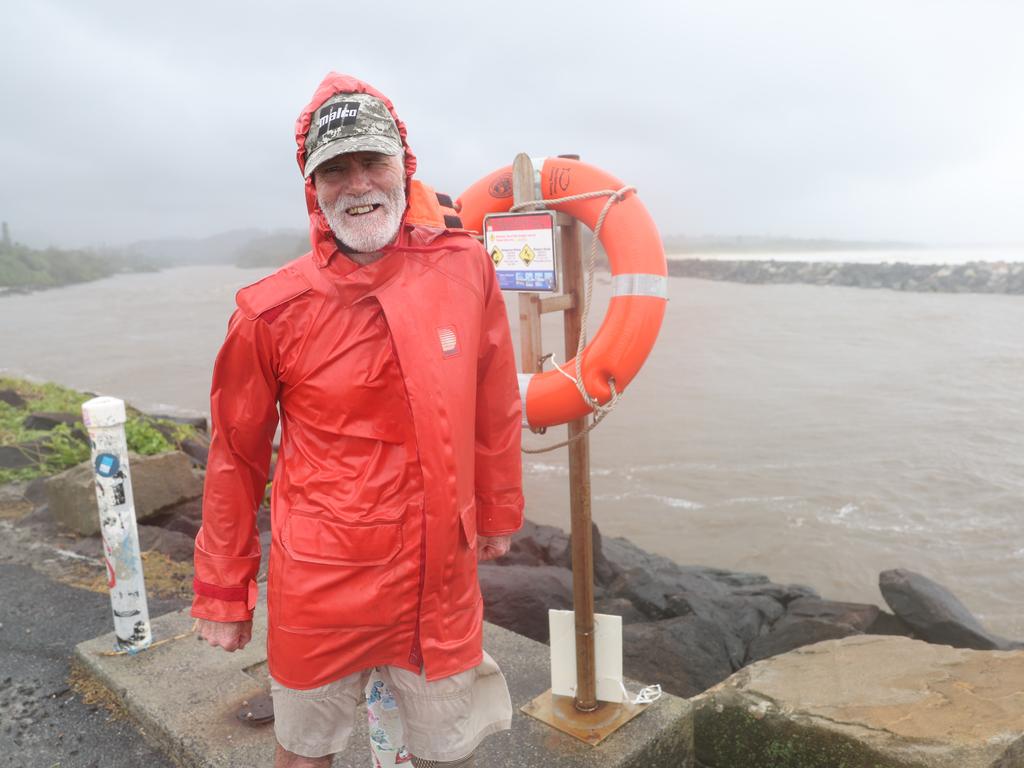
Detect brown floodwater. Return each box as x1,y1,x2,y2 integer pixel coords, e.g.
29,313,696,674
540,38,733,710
3,264,1022,636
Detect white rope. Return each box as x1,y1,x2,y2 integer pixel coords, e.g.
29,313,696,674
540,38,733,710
618,680,663,706
515,185,636,454
543,353,583,385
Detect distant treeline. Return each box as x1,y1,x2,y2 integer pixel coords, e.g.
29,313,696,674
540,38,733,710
0,222,161,291
0,222,947,294
0,223,308,292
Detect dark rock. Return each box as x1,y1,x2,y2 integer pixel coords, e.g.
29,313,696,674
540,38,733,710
478,564,574,643
153,497,203,538
0,389,27,408
665,259,1024,296
554,521,617,586
666,592,784,669
731,581,820,605
497,519,569,568
623,616,735,697
866,609,915,638
879,568,1020,650
608,565,728,619
136,525,195,561
784,597,879,632
593,597,648,625
746,617,861,663
180,434,210,468
23,477,48,506
145,413,208,432
0,439,50,469
22,412,79,431
603,534,682,576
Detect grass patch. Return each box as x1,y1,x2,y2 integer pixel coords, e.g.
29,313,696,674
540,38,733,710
56,551,194,601
67,660,129,721
0,376,199,485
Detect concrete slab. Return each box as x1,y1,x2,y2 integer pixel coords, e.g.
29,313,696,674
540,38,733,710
75,593,693,767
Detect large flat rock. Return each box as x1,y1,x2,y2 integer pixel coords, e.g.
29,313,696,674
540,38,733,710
48,450,204,535
692,635,1024,768
75,592,693,767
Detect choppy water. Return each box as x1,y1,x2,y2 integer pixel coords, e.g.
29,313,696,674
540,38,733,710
3,264,1022,636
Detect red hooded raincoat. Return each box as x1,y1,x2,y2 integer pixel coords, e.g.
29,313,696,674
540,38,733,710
191,73,524,689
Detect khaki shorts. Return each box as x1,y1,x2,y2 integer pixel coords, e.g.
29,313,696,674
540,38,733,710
270,652,512,761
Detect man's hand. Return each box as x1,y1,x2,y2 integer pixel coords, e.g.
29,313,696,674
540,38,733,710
195,618,253,652
477,535,512,562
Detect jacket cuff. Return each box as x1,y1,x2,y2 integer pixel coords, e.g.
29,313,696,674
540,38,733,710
192,529,261,621
476,492,524,537
191,585,256,622
191,579,258,622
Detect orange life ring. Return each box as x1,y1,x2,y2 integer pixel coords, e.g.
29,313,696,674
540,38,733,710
457,157,668,430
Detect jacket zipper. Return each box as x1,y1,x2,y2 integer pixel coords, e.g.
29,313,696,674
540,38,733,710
408,505,427,668
376,296,428,671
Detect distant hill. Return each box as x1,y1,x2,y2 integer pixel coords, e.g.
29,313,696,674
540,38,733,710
127,228,308,268
234,230,308,268
128,228,265,266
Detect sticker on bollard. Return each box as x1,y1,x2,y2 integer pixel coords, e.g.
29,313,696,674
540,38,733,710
82,396,152,652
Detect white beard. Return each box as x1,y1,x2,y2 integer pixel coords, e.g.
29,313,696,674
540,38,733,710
319,183,406,255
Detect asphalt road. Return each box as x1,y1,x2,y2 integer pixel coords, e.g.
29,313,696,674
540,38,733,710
0,561,185,768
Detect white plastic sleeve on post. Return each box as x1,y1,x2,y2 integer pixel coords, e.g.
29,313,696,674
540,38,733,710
82,396,152,652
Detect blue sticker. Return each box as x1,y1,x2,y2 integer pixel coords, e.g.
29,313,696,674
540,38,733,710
95,453,120,477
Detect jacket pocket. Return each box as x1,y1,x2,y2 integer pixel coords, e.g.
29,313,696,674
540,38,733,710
282,510,403,566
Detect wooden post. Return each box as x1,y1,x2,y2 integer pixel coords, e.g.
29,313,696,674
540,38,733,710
513,158,544,376
512,152,597,713
557,175,598,713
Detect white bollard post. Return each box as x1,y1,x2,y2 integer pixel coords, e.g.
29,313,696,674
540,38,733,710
81,396,152,652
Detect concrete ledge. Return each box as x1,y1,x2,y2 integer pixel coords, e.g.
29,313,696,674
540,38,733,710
74,594,693,767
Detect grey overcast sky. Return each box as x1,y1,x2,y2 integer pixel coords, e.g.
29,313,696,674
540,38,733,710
3,0,1023,248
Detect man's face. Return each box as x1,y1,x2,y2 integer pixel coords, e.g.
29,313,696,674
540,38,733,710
314,151,406,253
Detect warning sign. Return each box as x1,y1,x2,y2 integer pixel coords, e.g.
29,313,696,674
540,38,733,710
483,211,558,292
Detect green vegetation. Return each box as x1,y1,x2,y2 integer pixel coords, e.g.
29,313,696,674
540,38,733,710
0,240,114,289
0,377,198,484
0,222,160,291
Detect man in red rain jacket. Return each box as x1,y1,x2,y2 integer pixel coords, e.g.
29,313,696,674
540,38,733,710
191,73,524,768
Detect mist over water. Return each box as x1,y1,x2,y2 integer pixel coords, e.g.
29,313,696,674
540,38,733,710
3,264,1022,637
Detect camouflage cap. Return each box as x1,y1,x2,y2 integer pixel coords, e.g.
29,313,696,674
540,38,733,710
303,92,403,178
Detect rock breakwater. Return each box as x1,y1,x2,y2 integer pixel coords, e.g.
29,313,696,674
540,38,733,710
668,258,1024,294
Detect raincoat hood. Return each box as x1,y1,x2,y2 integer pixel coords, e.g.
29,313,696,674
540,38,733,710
295,73,418,263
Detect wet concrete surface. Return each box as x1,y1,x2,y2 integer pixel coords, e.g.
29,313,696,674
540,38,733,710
0,560,185,768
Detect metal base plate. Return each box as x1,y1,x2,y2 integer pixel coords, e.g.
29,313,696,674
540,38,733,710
235,691,274,726
521,689,648,746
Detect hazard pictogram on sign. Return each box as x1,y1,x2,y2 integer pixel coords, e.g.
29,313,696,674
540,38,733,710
482,210,558,292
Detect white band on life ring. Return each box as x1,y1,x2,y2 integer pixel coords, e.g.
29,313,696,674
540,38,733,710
612,273,669,299
517,373,534,427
